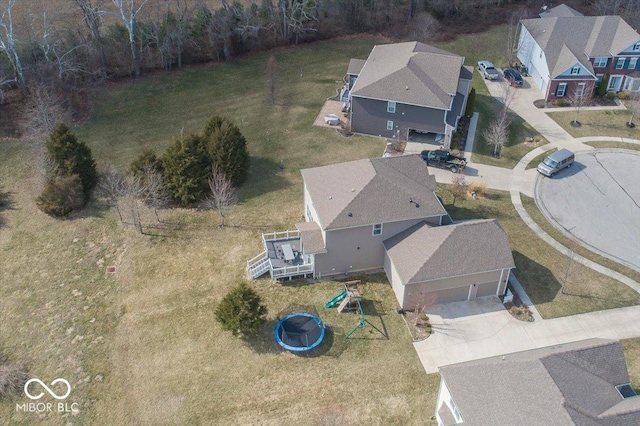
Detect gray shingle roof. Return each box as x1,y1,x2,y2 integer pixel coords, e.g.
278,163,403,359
350,41,467,109
383,219,514,285
438,339,640,426
540,4,583,18
521,15,640,78
295,221,326,254
347,58,366,76
301,155,445,231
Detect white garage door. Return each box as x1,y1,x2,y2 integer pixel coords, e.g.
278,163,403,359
529,63,545,93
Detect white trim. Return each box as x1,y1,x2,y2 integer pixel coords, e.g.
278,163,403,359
630,58,638,69
556,82,567,97
575,82,586,97
387,100,396,113
497,269,505,295
593,57,608,68
616,58,625,69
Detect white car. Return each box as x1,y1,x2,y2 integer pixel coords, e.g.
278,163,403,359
477,61,500,80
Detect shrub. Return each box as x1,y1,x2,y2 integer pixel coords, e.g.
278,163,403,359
36,175,85,217
464,88,476,117
617,91,631,100
606,91,616,100
554,98,569,107
0,363,29,400
46,123,97,198
204,116,250,187
469,181,487,197
596,73,609,97
215,282,267,337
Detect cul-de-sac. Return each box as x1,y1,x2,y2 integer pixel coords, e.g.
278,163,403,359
2,1,640,424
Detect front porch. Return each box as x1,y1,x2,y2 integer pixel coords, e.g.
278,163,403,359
246,230,314,281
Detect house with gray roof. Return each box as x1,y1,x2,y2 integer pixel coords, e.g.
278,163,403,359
247,155,514,307
518,5,640,101
341,42,473,148
436,338,640,426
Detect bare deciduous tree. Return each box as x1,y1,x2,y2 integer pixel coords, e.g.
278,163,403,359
266,55,278,105
449,175,470,206
0,0,24,84
207,164,236,227
108,0,151,79
410,12,440,42
483,84,514,157
626,83,640,128
568,82,594,127
20,83,72,136
74,0,108,73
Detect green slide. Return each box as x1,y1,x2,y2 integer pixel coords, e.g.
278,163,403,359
325,290,347,308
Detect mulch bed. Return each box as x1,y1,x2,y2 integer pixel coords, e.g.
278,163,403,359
503,288,534,322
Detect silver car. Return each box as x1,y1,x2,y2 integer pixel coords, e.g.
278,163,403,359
478,61,500,80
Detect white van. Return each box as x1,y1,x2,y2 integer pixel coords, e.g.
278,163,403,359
537,149,575,177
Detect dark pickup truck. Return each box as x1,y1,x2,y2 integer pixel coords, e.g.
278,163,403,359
420,150,467,173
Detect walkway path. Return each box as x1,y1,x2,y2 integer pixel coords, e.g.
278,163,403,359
412,76,640,374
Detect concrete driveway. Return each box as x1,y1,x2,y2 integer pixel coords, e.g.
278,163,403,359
414,296,640,373
535,150,640,271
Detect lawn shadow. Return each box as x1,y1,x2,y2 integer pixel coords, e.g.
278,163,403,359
341,299,389,341
512,250,562,305
0,190,16,227
238,156,291,202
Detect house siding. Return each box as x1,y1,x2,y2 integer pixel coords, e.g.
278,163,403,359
314,217,439,278
518,26,550,94
350,96,447,140
547,79,596,102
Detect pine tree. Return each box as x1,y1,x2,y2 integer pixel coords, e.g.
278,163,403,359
214,282,267,337
465,88,476,117
161,133,210,206
204,116,250,186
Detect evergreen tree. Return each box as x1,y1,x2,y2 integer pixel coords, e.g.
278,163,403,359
46,123,98,198
161,133,210,206
36,175,85,217
596,73,609,97
204,116,250,186
214,282,267,337
129,148,163,177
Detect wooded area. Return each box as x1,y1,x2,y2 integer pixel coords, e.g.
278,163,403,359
1,0,638,136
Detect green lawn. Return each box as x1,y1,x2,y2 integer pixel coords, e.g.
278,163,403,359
546,109,639,139
441,187,640,318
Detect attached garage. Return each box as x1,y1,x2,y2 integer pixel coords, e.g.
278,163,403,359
383,219,515,309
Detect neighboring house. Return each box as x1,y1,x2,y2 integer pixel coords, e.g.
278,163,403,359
342,42,473,148
436,338,640,426
518,5,640,102
247,155,514,307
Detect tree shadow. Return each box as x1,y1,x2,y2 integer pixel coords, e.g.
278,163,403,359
0,190,16,227
512,250,561,305
237,156,291,202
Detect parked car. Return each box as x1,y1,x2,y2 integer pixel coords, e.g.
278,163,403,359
503,69,523,87
420,150,467,173
537,149,574,177
477,61,500,80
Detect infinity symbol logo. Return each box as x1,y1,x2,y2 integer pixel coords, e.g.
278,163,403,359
24,378,71,400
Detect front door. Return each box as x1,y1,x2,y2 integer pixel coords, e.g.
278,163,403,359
608,75,623,92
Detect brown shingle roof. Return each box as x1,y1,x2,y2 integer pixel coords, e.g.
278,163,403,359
350,42,466,109
301,155,445,231
383,219,514,284
296,221,326,254
438,339,640,426
521,15,640,78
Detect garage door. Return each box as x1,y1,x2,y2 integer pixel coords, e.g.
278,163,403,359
476,281,498,298
432,286,470,304
529,63,544,92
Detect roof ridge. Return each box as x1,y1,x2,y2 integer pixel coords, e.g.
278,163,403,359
408,225,455,282
325,159,377,228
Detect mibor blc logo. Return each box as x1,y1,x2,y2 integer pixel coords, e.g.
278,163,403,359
16,378,79,414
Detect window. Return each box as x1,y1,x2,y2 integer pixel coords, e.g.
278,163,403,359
372,223,382,236
386,120,394,131
556,83,567,97
570,66,580,75
593,57,608,67
575,82,586,97
387,101,396,113
616,58,625,69
306,205,313,222
634,42,640,52
596,74,604,82
630,58,638,69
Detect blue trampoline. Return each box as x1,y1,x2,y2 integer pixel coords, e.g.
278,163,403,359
274,312,325,352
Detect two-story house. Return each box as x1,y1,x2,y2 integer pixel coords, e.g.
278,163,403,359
247,155,514,308
517,4,640,102
341,42,473,149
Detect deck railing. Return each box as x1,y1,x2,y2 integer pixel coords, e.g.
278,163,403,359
262,230,299,244
271,262,314,280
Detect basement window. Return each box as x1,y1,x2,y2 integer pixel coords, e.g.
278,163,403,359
616,384,638,399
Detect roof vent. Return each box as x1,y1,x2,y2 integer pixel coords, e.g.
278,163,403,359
405,86,409,90
351,188,355,192
409,198,420,208
347,213,353,217
541,5,548,11
328,196,332,200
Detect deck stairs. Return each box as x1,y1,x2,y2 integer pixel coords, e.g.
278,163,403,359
247,251,271,279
